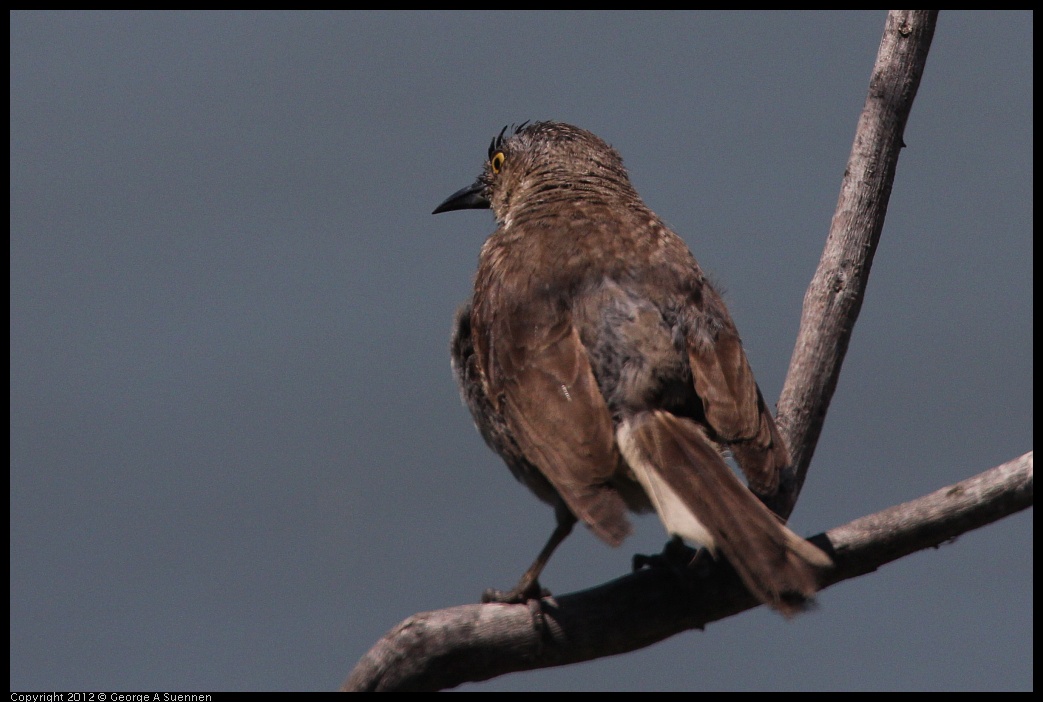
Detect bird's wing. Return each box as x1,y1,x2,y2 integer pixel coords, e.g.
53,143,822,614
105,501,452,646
686,325,790,496
484,306,631,546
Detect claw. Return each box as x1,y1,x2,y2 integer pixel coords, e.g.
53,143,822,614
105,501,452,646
481,579,551,604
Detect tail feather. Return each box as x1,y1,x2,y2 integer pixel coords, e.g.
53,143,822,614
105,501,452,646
618,410,830,615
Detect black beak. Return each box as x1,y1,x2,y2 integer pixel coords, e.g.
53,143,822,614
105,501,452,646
432,180,490,214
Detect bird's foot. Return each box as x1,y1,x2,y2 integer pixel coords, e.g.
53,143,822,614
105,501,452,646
632,535,700,572
481,579,551,604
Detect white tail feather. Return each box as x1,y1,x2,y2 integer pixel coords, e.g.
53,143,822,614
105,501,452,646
617,420,717,551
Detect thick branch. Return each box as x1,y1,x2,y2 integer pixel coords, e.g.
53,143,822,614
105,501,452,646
344,453,1032,691
773,10,938,517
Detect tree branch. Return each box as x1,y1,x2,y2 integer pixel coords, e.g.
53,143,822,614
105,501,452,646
343,453,1032,691
772,10,938,517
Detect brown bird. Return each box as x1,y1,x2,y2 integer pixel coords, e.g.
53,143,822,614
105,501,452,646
434,121,830,615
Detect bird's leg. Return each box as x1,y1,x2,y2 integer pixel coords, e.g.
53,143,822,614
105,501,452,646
482,512,576,604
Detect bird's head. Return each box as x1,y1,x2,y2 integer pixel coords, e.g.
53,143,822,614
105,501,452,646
432,121,635,225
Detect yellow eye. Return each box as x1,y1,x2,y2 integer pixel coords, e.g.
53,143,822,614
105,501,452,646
490,151,505,173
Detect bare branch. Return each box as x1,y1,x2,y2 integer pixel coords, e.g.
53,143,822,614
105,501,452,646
343,453,1032,691
821,451,1033,585
773,10,938,517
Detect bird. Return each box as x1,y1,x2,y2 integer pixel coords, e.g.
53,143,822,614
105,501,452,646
433,121,831,615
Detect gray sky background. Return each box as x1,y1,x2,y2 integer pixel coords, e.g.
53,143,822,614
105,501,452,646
10,11,1032,691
